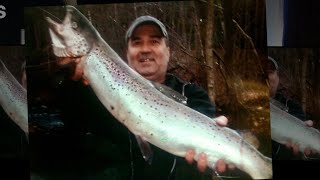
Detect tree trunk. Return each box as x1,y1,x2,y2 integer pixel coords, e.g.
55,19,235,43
179,3,187,46
192,1,204,58
133,3,138,18
223,0,233,66
301,49,308,112
205,0,216,104
313,49,320,124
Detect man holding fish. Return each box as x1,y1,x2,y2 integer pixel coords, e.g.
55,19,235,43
267,56,318,159
124,15,236,179
50,5,272,179
58,15,239,179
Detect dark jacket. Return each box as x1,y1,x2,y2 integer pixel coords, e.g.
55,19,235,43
165,73,215,118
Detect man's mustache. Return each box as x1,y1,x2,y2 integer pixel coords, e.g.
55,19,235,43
139,53,154,60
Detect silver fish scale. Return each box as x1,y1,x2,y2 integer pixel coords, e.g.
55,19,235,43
0,60,28,134
78,44,272,179
270,102,320,154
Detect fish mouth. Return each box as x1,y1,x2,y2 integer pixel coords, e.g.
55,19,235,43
46,9,75,58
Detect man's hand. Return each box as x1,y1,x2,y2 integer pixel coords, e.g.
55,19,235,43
185,116,235,173
285,120,317,156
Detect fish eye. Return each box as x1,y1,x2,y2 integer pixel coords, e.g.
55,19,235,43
71,21,78,28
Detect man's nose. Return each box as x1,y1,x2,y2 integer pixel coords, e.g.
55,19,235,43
140,42,152,52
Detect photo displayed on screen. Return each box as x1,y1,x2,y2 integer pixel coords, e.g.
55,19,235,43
0,47,28,158
24,1,271,179
267,48,320,161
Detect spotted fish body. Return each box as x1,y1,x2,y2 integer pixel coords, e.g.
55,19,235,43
270,99,320,154
46,6,272,179
0,60,28,134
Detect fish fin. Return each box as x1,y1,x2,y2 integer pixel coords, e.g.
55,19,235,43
135,135,153,165
229,129,260,149
238,130,260,149
270,98,289,112
150,81,187,105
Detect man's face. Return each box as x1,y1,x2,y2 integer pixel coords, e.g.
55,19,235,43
127,24,170,83
268,70,279,98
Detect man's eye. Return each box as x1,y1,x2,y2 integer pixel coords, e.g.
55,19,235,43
151,40,159,44
132,41,140,45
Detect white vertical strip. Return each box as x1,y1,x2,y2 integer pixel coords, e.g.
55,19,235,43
20,29,25,45
266,0,284,46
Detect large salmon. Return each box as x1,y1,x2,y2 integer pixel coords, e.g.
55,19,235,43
46,6,272,179
270,99,320,155
0,59,28,134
